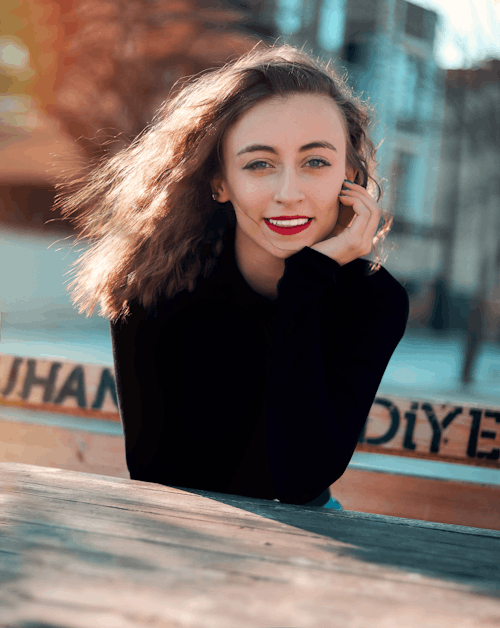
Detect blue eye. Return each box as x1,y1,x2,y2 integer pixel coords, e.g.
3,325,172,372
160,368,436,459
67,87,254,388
244,161,270,170
307,158,330,168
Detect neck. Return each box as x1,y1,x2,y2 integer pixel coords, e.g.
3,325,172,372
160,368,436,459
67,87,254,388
234,225,284,301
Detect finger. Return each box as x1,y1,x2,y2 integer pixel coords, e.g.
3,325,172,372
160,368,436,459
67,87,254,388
337,194,371,237
340,187,382,234
338,194,382,257
354,192,382,235
342,180,374,200
340,183,379,208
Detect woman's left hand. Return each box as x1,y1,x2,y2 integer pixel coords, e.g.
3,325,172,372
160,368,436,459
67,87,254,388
310,180,382,266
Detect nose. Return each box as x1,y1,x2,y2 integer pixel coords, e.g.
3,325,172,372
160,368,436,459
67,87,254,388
273,168,305,204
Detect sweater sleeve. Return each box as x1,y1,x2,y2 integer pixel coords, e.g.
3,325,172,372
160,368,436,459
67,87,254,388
266,246,409,505
109,299,178,483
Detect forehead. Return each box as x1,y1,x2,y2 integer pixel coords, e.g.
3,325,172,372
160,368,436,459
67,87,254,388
224,93,347,153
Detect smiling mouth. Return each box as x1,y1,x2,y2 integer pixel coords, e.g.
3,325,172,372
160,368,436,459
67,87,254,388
264,218,313,235
264,218,312,226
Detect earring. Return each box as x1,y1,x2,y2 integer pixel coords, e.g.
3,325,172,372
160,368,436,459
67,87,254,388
212,193,217,201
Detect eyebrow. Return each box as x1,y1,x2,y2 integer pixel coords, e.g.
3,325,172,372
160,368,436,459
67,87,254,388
236,141,337,157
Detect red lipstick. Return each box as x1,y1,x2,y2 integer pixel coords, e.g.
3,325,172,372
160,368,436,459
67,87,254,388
264,217,313,235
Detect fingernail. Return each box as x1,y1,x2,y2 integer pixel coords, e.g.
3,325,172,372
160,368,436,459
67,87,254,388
344,179,354,184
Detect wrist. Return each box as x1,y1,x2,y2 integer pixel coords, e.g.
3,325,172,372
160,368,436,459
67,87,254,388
310,243,346,266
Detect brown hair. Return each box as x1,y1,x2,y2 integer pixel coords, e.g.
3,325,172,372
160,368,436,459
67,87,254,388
56,43,393,324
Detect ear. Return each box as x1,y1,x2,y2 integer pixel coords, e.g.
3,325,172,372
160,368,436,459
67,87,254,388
211,174,230,203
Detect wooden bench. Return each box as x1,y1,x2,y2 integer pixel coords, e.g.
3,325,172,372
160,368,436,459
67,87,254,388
1,351,499,530
1,461,500,628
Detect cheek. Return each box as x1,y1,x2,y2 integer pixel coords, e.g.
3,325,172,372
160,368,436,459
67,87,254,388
231,177,271,206
314,185,341,215
315,168,344,197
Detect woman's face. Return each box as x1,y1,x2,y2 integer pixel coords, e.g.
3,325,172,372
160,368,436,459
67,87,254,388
213,93,356,260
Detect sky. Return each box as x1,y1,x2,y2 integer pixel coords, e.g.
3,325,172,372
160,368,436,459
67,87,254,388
411,0,500,68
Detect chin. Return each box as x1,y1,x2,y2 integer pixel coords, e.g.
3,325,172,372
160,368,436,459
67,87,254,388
267,243,310,258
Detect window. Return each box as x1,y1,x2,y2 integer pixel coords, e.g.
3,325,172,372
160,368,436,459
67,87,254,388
395,53,426,133
405,3,425,39
392,151,417,218
301,0,315,30
404,1,437,44
342,19,375,66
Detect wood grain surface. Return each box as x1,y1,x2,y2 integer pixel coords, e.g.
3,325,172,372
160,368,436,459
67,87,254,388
0,409,498,530
0,463,500,628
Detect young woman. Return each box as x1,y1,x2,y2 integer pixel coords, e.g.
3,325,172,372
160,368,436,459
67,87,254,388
58,45,409,508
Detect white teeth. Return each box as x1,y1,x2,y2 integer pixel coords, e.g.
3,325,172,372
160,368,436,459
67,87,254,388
268,218,310,227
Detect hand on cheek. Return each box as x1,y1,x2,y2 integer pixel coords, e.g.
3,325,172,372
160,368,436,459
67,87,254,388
330,203,356,237
310,178,382,266
323,187,356,240
330,170,357,236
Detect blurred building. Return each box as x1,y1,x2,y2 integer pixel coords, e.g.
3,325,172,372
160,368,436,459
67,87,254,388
0,0,276,234
0,104,85,233
271,0,500,344
272,0,445,298
3,0,499,349
432,60,500,341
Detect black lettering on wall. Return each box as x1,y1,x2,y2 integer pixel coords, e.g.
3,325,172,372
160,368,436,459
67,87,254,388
53,366,87,408
420,403,462,453
467,408,482,458
1,356,23,396
403,401,418,450
476,410,500,461
22,359,62,403
359,398,400,445
91,368,118,410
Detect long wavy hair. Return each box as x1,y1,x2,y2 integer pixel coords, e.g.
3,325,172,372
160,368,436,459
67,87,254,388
55,43,393,324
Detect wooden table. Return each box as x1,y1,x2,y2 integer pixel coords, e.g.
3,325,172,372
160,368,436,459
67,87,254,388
1,463,500,628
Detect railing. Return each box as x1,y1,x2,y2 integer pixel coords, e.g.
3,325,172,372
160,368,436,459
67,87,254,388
1,351,499,529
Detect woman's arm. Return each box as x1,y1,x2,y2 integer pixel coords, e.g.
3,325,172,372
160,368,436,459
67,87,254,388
266,248,409,504
109,300,177,483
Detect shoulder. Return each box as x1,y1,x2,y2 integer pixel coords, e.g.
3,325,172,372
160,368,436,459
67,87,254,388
111,276,226,333
109,291,177,339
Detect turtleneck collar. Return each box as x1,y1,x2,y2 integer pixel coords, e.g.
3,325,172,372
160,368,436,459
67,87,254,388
202,227,280,313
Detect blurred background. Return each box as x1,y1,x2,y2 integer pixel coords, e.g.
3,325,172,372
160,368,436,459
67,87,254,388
1,0,500,404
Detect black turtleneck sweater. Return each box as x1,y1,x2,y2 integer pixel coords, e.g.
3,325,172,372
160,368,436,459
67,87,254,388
109,231,409,505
